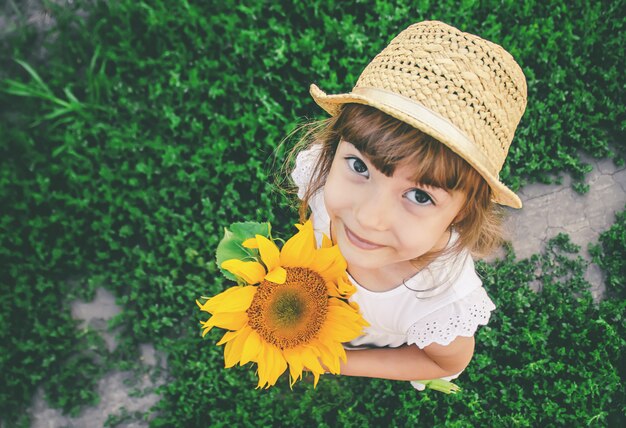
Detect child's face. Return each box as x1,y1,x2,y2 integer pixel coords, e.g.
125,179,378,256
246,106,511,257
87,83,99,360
324,140,465,275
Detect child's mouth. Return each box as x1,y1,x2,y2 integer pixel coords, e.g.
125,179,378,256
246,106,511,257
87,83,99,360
345,226,384,250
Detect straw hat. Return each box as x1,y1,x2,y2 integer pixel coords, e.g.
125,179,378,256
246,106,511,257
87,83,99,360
310,20,527,208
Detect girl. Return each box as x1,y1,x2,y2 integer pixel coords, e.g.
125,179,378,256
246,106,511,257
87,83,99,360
290,21,527,389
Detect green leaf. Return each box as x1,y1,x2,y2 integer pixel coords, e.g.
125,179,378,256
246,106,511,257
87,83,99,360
15,58,52,94
215,221,271,281
416,378,461,394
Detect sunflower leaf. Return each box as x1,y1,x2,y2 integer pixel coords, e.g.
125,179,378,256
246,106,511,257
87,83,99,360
216,221,271,281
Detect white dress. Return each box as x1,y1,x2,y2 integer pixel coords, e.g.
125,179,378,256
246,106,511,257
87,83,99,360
291,145,496,389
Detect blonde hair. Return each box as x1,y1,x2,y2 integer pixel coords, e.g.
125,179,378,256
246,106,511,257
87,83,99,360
288,103,504,261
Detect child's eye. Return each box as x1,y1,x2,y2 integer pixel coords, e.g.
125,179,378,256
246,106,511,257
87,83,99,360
405,189,434,206
346,157,369,177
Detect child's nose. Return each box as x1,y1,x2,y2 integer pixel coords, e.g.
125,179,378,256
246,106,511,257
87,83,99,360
354,192,393,231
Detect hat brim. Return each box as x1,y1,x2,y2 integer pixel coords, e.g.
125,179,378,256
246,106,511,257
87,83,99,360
309,83,522,209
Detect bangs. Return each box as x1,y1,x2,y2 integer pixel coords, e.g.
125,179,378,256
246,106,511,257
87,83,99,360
334,104,485,193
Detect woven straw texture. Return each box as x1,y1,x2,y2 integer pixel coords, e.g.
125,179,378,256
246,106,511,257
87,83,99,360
310,21,527,208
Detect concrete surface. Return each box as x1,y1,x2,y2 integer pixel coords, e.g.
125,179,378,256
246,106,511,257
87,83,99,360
504,155,625,299
29,288,166,428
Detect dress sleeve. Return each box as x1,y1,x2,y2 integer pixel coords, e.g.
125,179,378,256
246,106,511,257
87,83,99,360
290,144,323,199
406,286,496,349
290,144,330,244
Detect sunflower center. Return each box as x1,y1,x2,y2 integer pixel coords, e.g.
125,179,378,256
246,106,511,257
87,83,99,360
247,267,328,349
270,290,305,328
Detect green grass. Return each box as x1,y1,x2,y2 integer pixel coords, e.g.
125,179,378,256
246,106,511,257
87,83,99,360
1,0,624,426
591,206,626,299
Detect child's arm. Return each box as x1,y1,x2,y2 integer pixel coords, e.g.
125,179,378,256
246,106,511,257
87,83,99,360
338,335,475,381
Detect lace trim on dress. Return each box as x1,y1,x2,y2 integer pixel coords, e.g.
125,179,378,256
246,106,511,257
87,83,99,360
406,287,496,348
291,145,323,199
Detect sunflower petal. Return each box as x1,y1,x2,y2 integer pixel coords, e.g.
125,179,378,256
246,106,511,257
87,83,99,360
242,238,259,248
311,246,347,283
265,266,287,284
280,220,316,267
225,326,255,368
255,344,288,389
299,346,325,374
327,321,367,343
197,287,242,313
319,307,367,342
314,341,342,374
223,340,234,366
221,259,265,284
333,308,369,331
240,330,262,366
256,344,272,389
266,346,288,388
283,348,305,387
335,275,356,298
256,234,281,273
200,321,213,337
312,371,321,388
216,329,244,346
199,286,257,313
328,296,367,320
223,339,239,368
321,233,333,249
202,311,248,331
298,347,325,388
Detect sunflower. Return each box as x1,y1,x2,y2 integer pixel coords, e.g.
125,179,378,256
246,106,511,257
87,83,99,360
197,220,368,388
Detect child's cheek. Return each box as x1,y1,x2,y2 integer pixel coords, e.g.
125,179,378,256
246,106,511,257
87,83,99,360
326,174,353,215
323,184,339,217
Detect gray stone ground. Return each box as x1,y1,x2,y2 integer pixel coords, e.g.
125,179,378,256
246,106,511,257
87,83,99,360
29,288,167,428
26,154,626,427
504,155,626,299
